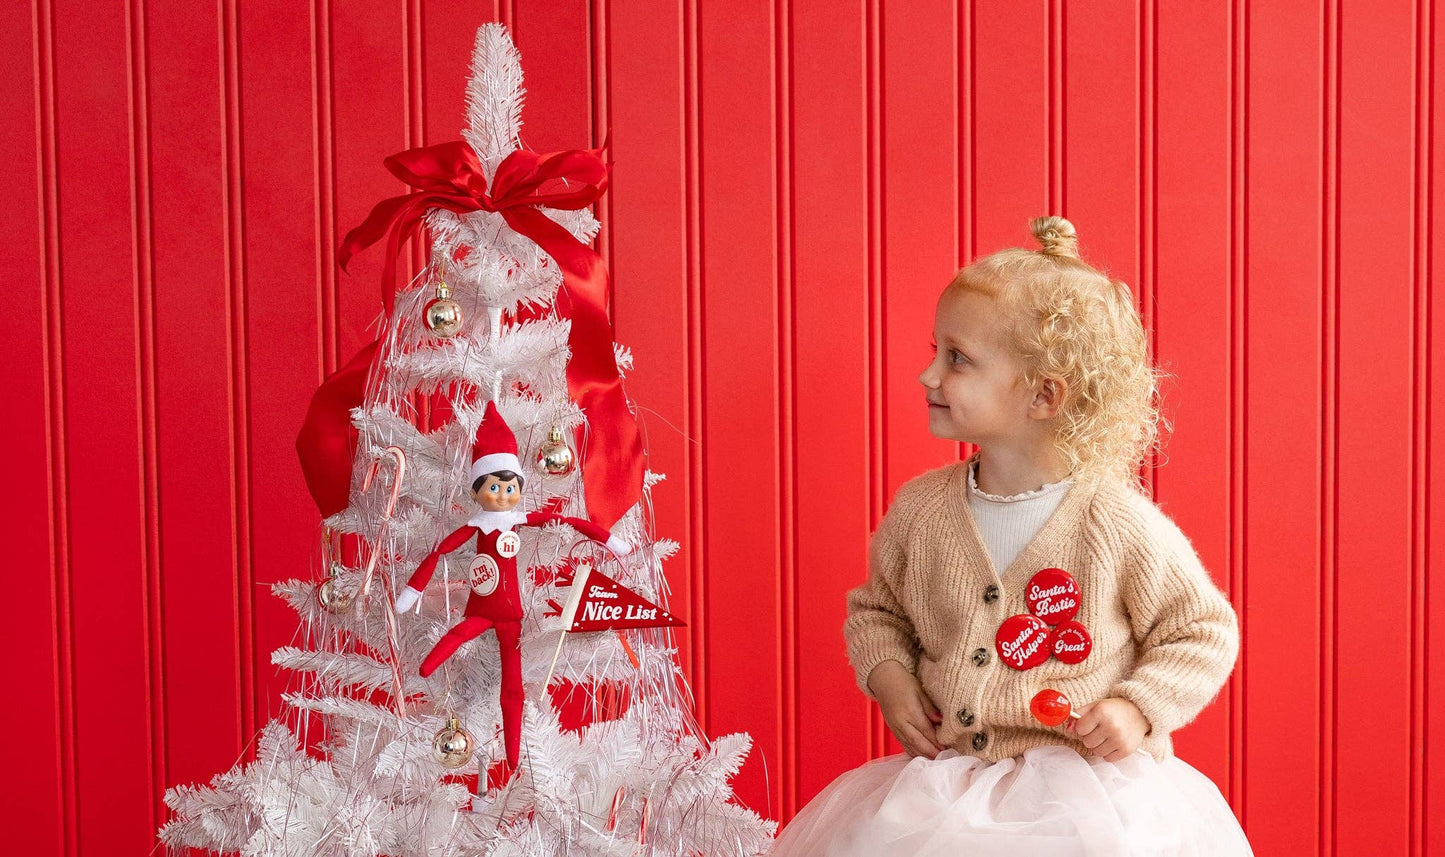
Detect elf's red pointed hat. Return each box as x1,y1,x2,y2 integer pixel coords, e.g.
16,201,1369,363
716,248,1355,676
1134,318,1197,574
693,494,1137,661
470,400,522,482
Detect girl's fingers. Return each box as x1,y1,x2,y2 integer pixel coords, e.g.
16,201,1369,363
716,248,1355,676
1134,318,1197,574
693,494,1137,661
913,714,946,750
901,723,938,759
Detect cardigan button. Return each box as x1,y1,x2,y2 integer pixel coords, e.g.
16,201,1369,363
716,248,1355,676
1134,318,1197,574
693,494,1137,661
983,584,1001,603
956,708,975,727
972,732,989,751
971,647,989,667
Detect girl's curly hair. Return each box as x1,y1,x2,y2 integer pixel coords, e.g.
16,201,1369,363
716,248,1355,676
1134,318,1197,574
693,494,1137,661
946,216,1169,489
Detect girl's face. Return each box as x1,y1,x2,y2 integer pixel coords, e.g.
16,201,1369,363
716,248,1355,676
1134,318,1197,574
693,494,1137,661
919,289,1037,445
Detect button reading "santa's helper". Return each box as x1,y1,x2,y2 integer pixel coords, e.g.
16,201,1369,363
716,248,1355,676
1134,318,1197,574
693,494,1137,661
994,614,1052,670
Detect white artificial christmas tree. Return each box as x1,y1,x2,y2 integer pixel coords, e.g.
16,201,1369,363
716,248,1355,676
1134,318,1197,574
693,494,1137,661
161,23,775,857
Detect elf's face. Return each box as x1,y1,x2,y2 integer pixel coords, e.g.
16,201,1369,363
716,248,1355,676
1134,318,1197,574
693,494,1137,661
473,475,522,511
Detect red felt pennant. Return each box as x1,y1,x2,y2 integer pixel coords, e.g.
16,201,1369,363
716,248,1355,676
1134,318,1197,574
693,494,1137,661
561,565,685,633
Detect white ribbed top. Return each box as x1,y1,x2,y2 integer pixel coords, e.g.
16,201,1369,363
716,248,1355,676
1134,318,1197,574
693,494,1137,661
966,458,1073,575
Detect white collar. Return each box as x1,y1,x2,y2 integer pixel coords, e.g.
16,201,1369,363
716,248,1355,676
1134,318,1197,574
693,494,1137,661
465,508,528,534
967,457,1073,503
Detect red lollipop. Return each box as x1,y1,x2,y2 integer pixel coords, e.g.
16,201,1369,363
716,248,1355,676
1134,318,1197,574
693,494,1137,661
1030,688,1084,727
995,614,1052,670
1026,567,1081,624
1048,620,1093,664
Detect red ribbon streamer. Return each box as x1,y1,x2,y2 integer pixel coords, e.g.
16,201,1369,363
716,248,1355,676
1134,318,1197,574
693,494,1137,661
336,140,642,529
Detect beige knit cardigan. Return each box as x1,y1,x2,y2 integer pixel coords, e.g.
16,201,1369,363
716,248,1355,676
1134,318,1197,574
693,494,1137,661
844,454,1240,762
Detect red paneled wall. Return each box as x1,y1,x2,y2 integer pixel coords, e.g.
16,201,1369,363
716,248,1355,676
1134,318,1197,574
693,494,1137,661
2,2,1440,855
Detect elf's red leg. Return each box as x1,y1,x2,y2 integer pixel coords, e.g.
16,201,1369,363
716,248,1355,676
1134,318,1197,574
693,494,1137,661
419,616,495,677
494,620,524,767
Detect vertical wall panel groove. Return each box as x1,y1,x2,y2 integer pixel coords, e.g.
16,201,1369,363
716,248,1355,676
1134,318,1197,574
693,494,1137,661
1321,0,1339,850
864,0,885,761
589,0,612,315
1424,0,1437,848
774,0,799,821
1230,0,1249,818
28,0,75,852
124,0,166,830
1412,0,1433,851
218,0,256,743
313,0,339,375
957,0,972,262
682,0,708,735
1427,1,1439,849
1048,0,1061,213
1140,0,1155,494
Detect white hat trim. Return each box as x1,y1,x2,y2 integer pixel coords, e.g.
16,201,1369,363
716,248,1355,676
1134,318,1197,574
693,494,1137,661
470,452,523,482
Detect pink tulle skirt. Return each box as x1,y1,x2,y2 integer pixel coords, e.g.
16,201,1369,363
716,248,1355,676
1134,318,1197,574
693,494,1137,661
768,747,1252,856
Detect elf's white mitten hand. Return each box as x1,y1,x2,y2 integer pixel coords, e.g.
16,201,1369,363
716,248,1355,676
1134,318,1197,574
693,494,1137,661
394,586,423,613
605,534,633,557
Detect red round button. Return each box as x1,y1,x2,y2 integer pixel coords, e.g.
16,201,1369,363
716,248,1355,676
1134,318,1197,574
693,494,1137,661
1049,620,1093,664
995,614,1052,670
1026,567,1081,624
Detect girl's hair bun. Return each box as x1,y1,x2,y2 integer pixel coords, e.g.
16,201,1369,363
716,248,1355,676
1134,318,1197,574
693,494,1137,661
1030,216,1079,259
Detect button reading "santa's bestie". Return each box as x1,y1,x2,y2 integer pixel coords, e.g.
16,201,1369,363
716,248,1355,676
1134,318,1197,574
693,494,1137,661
1025,567,1080,624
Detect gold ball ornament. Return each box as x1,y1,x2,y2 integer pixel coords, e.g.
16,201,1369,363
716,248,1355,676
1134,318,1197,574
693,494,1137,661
316,565,354,614
535,425,576,476
431,717,476,769
423,283,464,338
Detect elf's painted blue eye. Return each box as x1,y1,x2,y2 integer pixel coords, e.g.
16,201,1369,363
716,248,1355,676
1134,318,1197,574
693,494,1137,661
506,485,515,494
489,484,500,493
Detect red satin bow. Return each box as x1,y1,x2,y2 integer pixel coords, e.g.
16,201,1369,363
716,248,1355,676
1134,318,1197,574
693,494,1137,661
335,140,642,530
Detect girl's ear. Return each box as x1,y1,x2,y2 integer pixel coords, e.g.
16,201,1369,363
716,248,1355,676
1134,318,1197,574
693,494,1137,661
1031,376,1067,418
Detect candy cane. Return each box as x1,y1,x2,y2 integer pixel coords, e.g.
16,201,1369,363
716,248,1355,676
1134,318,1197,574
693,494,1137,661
358,446,407,601
357,445,408,717
606,785,627,832
636,796,650,847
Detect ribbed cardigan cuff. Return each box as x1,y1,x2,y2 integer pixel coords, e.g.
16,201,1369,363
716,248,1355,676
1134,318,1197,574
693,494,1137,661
847,631,918,701
1107,620,1237,736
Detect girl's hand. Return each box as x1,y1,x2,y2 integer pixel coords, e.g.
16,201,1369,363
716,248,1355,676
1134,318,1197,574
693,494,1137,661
1069,697,1151,762
867,660,947,759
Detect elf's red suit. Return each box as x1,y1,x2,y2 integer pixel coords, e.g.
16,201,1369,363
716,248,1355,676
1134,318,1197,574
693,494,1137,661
394,401,628,769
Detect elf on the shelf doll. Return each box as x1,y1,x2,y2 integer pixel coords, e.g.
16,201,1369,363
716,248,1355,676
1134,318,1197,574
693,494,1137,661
393,400,631,768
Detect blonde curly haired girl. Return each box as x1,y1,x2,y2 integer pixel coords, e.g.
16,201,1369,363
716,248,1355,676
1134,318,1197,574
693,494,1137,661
770,217,1250,856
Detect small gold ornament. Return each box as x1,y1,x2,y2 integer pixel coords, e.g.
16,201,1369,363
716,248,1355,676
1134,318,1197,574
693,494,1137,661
535,425,575,476
316,563,354,613
423,281,463,338
431,717,476,769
